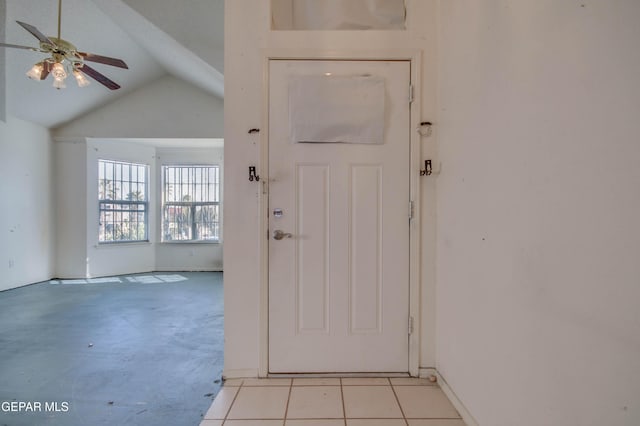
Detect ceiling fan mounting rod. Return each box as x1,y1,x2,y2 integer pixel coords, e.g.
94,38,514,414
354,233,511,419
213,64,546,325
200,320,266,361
57,0,62,40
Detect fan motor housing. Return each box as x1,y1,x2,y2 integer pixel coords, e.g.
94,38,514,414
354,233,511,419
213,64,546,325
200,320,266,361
41,37,79,59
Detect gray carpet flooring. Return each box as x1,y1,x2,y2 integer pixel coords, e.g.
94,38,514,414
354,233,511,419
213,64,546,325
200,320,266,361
0,271,223,426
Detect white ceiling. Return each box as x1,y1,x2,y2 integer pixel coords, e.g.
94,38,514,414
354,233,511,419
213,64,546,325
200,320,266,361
4,0,224,128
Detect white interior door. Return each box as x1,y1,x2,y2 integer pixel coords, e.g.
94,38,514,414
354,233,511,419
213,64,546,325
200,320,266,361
268,59,411,373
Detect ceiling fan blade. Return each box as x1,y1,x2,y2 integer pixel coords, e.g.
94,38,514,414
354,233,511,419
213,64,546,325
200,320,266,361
16,21,55,46
39,64,52,80
79,64,121,90
0,42,40,51
78,52,128,69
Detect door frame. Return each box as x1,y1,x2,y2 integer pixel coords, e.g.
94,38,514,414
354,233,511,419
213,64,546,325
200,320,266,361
259,49,423,377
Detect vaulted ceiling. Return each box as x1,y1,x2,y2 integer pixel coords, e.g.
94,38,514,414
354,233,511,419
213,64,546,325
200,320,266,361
3,0,224,128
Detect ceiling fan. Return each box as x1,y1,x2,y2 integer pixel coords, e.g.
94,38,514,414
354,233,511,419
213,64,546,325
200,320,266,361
0,0,128,90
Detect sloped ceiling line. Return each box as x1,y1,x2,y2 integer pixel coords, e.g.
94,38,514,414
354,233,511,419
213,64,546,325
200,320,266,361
91,0,224,99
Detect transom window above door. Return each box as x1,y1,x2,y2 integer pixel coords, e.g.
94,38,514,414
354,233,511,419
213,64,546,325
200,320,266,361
271,0,407,30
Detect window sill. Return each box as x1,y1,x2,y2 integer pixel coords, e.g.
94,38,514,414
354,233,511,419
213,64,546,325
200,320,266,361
96,241,152,248
160,240,221,245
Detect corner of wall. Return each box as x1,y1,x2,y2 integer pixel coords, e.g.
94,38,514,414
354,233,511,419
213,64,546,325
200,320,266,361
0,116,56,289
436,371,480,426
0,0,6,123
54,138,88,279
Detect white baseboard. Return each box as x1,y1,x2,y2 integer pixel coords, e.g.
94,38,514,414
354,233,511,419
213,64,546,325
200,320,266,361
222,368,259,379
268,372,410,378
153,267,223,272
436,371,480,426
419,367,437,378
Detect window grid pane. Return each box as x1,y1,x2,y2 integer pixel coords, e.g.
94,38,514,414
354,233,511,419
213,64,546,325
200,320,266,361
98,159,149,243
162,165,220,242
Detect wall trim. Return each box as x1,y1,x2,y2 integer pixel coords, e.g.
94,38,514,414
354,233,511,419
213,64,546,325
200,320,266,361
259,48,423,377
436,371,480,426
222,369,260,380
418,367,437,378
153,267,223,272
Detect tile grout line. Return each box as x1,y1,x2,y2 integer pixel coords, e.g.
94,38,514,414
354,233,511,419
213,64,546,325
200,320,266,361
283,380,293,425
340,378,347,426
388,377,410,426
212,378,449,425
222,381,243,424
340,384,390,386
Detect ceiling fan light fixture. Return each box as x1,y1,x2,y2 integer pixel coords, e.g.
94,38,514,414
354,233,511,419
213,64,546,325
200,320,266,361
52,77,67,90
51,62,68,89
26,62,45,80
73,69,90,87
51,62,68,80
3,0,128,91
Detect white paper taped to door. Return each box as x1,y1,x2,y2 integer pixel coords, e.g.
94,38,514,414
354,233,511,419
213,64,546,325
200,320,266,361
289,75,385,144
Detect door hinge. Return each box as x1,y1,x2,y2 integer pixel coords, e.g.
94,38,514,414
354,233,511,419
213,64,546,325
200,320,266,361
408,84,414,103
408,316,414,335
409,201,414,220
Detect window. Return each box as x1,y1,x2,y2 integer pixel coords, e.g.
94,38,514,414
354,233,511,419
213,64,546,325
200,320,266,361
271,0,407,30
98,159,149,243
162,165,220,242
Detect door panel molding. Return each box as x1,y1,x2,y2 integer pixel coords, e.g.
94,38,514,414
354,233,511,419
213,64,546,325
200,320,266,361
295,163,330,335
349,164,383,335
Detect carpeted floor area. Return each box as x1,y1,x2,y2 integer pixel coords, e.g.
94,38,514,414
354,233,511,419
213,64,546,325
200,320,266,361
0,271,223,426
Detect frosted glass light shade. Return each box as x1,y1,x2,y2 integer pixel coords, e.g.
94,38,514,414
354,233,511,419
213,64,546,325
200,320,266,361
26,63,44,80
52,77,66,89
51,62,67,80
73,70,90,87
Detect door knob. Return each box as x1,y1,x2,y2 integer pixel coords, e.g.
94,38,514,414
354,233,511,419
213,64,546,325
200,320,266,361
273,230,293,240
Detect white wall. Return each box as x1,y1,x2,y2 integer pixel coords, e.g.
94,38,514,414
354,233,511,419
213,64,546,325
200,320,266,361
0,0,5,122
437,1,640,426
54,75,224,139
224,0,438,377
85,139,157,277
0,116,55,290
53,139,224,278
52,75,225,278
55,140,88,278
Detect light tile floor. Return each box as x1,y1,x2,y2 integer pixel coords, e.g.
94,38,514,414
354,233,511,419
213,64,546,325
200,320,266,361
200,377,467,426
